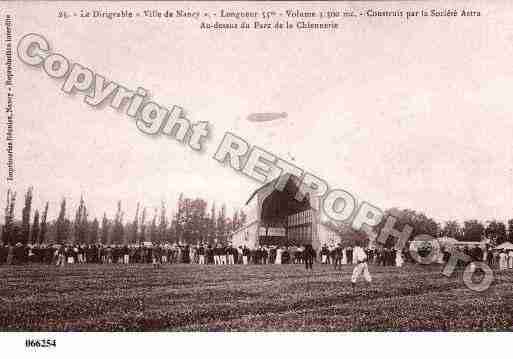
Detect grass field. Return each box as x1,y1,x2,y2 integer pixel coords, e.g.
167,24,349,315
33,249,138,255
1,263,512,331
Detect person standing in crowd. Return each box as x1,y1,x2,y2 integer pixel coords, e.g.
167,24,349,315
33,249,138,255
106,246,113,264
242,246,250,265
217,245,226,265
76,245,83,264
385,248,392,266
351,241,372,291
122,245,130,264
384,247,390,266
161,246,168,264
346,246,353,265
341,246,347,265
282,247,290,264
248,248,255,264
320,245,329,264
268,246,276,264
227,246,235,265
181,245,189,263
174,245,181,264
142,246,149,264
275,246,283,264
56,245,66,267
256,246,263,264
152,245,161,266
97,245,104,263
499,250,507,270
220,245,228,265
492,249,500,268
352,245,359,265
303,244,315,270
213,245,220,265
129,245,138,264
64,246,73,265
508,249,513,269
375,247,381,266
200,244,208,264
295,245,304,264
332,244,342,270
365,248,372,265
487,246,494,267
188,245,195,264
161,245,168,264
261,246,269,264
198,244,205,264
289,246,296,265
293,246,302,264
237,246,243,264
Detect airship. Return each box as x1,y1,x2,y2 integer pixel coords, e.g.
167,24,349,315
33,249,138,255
246,112,288,122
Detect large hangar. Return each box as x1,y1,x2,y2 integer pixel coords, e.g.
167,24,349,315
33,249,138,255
230,174,342,250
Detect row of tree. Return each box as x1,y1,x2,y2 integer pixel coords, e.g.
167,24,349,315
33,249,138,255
326,207,513,246
1,188,247,246
3,187,512,247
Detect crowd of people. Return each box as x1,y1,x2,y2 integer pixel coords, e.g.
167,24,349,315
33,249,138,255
486,248,513,270
0,242,319,267
320,245,408,268
0,241,512,271
322,243,513,271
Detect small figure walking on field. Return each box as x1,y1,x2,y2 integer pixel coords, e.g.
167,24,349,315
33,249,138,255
303,244,315,271
351,242,372,291
395,248,404,267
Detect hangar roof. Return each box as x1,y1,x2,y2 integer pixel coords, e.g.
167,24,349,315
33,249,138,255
245,174,308,205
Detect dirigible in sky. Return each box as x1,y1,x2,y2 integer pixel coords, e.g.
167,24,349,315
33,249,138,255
246,112,288,122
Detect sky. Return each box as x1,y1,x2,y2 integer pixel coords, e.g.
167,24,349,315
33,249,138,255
2,1,513,224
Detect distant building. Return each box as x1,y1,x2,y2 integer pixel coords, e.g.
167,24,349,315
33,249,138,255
230,174,342,250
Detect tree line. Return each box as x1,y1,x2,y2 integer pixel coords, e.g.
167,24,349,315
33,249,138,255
3,187,513,247
324,207,513,246
1,188,247,246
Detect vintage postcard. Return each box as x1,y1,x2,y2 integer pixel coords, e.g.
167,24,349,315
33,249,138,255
1,0,512,355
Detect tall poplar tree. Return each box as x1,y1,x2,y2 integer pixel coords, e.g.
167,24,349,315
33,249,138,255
31,210,40,244
55,198,69,244
74,196,88,244
2,189,16,245
90,218,99,244
21,187,33,245
131,202,140,244
100,213,109,245
111,201,124,245
39,202,49,244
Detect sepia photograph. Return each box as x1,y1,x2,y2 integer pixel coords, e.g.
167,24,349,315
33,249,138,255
1,0,512,356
